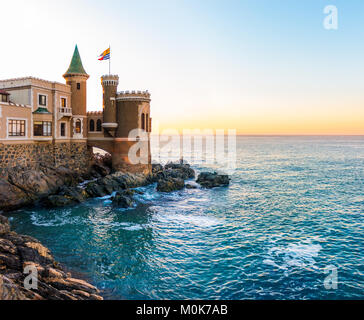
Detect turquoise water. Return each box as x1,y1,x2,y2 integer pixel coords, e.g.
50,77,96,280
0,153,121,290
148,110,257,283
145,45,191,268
6,136,364,300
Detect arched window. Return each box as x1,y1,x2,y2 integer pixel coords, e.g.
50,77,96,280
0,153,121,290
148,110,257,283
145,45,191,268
146,114,149,132
141,113,145,130
75,119,81,134
89,119,95,132
96,119,102,132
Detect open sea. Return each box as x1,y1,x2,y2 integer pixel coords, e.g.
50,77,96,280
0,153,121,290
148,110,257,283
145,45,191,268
6,136,364,300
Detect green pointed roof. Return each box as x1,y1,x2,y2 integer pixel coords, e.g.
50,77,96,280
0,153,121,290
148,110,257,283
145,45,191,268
64,45,88,76
33,107,52,114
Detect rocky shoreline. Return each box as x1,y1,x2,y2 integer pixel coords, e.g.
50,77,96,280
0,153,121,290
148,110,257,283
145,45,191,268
0,154,230,300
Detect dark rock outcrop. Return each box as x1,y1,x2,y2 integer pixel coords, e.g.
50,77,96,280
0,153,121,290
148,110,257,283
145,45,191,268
0,166,82,212
186,183,198,189
112,190,135,208
42,186,89,208
0,153,113,212
88,153,112,178
157,178,185,193
0,215,103,300
197,172,230,188
153,161,195,182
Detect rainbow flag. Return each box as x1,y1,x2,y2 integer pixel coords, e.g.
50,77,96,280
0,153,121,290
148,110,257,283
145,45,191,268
98,48,110,61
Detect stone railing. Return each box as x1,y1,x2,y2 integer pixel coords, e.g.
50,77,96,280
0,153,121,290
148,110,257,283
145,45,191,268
58,107,72,116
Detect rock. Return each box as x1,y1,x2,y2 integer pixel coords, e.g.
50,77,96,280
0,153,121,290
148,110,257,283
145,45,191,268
85,182,108,198
0,275,28,300
90,293,104,300
112,191,134,208
45,267,66,279
72,289,90,298
17,245,53,266
43,195,77,208
157,178,185,193
196,172,230,188
89,153,112,177
54,166,77,186
23,262,45,276
0,215,10,235
164,162,195,180
2,232,39,246
45,277,99,295
0,253,22,270
24,242,53,262
0,179,29,212
59,186,88,203
0,238,17,255
7,167,58,199
152,163,163,174
186,183,198,189
43,186,89,208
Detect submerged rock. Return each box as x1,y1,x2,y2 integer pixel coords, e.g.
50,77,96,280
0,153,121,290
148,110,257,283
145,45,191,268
157,178,185,193
112,190,135,208
186,183,198,189
197,172,230,188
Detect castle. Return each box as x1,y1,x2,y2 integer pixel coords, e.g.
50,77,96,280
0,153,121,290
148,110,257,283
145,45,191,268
0,45,152,177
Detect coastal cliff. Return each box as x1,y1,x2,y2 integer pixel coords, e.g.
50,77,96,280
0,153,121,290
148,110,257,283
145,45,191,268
0,153,229,300
0,214,102,300
0,153,110,300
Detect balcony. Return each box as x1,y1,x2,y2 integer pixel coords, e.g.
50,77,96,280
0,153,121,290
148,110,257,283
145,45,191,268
58,107,72,118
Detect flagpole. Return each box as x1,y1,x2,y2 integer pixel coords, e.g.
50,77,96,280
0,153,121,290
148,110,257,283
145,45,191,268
109,45,111,75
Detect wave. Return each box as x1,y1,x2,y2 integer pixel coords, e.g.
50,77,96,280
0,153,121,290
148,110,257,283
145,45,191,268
263,240,323,271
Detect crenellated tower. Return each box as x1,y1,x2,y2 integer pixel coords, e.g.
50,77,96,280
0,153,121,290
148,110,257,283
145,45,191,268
101,75,119,137
61,48,153,174
113,90,152,172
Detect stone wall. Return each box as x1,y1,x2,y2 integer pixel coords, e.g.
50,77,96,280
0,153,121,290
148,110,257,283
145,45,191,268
0,142,91,178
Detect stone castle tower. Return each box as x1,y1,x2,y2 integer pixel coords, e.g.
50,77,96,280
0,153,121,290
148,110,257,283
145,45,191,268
101,75,152,173
63,45,152,173
63,45,89,140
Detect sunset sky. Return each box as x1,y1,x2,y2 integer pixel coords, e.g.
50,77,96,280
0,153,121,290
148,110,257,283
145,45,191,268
1,0,363,135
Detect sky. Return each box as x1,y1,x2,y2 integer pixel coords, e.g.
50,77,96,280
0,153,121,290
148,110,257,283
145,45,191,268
1,0,364,135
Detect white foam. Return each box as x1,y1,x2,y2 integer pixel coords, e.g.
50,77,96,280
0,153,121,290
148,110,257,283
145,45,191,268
122,225,144,231
156,213,221,228
30,211,83,227
264,241,323,271
97,191,117,200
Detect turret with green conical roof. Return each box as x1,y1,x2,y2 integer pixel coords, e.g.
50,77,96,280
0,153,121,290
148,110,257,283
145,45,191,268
63,45,89,131
64,45,88,76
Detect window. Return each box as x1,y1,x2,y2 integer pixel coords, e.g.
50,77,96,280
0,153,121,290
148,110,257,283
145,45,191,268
39,95,47,106
141,114,145,130
96,119,102,132
146,114,149,132
60,123,66,137
34,121,52,136
89,119,95,132
1,94,8,102
75,119,82,134
77,83,81,90
61,98,67,108
8,120,26,137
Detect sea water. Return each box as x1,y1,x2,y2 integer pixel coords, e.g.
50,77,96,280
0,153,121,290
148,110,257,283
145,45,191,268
6,136,364,299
